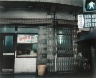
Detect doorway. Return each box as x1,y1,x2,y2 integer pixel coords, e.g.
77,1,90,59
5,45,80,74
0,34,16,73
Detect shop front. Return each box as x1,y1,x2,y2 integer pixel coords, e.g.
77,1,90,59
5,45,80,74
0,18,78,74
0,0,82,74
0,26,39,73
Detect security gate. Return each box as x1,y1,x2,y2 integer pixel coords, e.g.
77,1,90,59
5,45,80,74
47,26,77,72
56,27,76,72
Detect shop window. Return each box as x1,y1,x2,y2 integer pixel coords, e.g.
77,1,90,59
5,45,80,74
4,36,13,53
16,34,38,57
17,44,37,55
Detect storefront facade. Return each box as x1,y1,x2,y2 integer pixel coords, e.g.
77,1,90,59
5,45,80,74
0,1,82,74
0,21,77,74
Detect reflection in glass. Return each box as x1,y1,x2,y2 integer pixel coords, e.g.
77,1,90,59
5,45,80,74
5,36,13,53
0,26,15,33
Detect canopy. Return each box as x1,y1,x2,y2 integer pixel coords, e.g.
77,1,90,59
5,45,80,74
76,31,96,44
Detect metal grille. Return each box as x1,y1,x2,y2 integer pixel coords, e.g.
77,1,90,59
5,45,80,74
47,59,55,72
56,26,77,72
56,57,75,72
46,26,77,73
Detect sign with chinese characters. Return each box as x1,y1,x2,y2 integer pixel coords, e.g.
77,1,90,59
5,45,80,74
78,15,84,28
17,35,38,43
78,14,96,28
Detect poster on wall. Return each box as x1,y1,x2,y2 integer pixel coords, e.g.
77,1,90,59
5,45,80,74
17,35,38,43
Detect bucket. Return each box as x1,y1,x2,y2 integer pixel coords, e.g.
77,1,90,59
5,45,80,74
37,65,46,76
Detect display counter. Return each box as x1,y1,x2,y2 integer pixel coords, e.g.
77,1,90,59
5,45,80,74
14,51,37,73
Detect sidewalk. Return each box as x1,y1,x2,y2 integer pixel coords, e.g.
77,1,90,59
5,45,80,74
0,71,93,78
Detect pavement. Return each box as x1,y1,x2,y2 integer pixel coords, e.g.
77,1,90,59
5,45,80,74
0,71,93,78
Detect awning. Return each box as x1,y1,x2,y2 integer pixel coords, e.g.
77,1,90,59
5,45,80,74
76,31,96,43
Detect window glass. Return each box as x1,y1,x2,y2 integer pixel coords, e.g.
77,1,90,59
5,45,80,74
17,34,38,56
0,27,15,33
18,28,38,33
17,44,37,56
5,36,13,53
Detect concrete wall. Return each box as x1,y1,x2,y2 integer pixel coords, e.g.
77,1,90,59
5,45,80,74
0,0,82,7
0,9,75,20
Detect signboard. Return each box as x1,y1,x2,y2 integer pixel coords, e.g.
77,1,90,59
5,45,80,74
78,14,96,28
78,15,84,28
17,35,38,43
